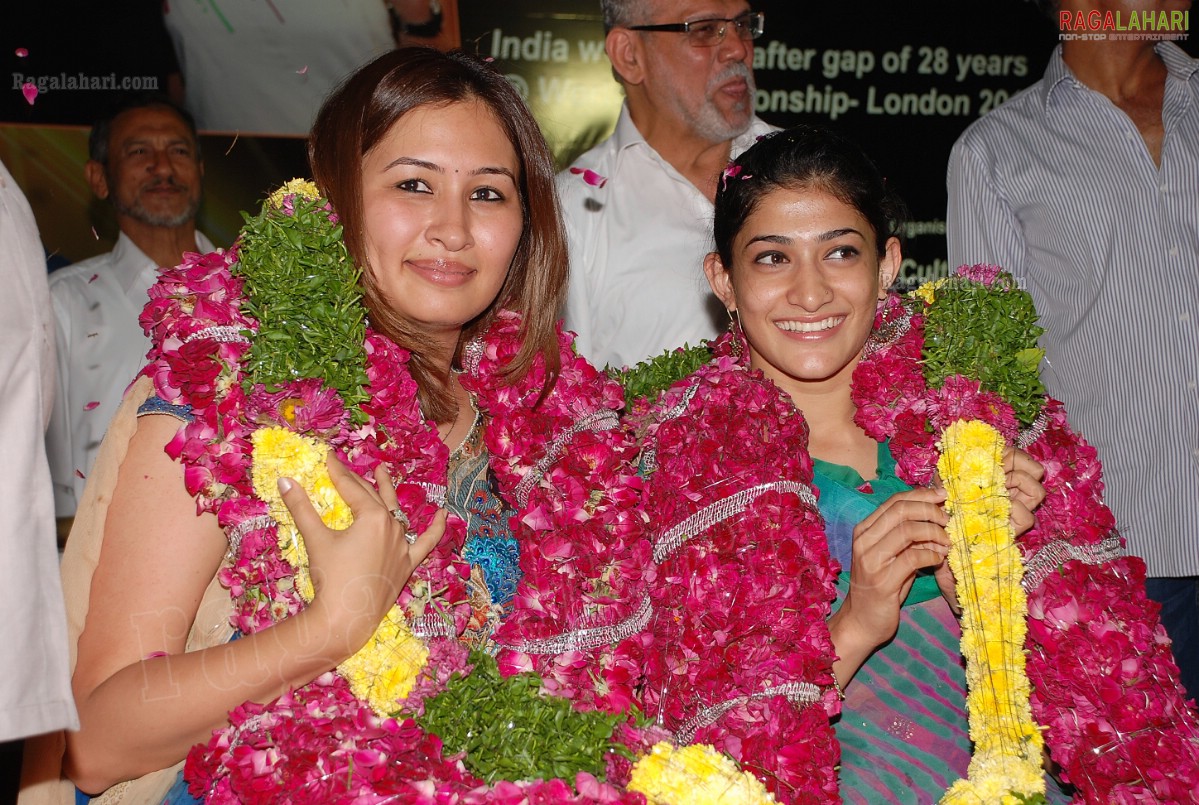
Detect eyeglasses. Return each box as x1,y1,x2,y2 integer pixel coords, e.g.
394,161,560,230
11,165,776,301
627,11,765,47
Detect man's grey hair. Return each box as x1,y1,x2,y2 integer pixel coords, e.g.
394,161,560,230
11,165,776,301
600,0,644,33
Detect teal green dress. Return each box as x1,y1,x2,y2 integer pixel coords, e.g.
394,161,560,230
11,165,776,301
813,441,1069,804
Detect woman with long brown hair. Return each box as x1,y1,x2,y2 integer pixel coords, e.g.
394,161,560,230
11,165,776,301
24,48,586,803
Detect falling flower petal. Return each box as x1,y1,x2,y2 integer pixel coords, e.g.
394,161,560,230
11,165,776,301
15,48,29,58
296,65,308,75
90,226,99,240
568,167,607,188
21,82,38,105
88,273,99,283
84,401,100,411
74,469,85,480
225,131,239,156
720,164,742,191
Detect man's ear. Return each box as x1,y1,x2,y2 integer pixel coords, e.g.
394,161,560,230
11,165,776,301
605,27,645,85
85,160,109,201
878,236,902,296
704,252,736,310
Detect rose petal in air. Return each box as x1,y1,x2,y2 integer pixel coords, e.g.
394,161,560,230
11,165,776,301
21,83,38,105
15,48,29,58
296,65,308,75
569,167,607,188
84,401,100,411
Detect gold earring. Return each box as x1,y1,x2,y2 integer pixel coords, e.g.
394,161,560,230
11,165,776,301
726,308,743,359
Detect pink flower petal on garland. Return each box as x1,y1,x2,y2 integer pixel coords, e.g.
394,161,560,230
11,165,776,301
569,167,608,188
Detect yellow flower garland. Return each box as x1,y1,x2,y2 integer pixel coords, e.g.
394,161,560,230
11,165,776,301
267,178,322,209
628,742,778,805
937,420,1044,804
250,426,428,715
251,427,352,602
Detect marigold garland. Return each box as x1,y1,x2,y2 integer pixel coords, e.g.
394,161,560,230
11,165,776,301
337,606,430,715
628,742,779,805
938,419,1045,804
250,426,349,603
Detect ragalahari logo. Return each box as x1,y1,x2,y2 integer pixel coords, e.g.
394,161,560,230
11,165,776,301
1059,8,1189,41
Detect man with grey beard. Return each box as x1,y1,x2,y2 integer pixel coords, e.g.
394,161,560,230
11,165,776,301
559,0,774,369
46,95,214,534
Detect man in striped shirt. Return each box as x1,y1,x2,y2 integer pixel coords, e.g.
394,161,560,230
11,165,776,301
946,0,1199,700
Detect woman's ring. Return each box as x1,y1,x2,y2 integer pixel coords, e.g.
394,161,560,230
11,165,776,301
390,508,417,544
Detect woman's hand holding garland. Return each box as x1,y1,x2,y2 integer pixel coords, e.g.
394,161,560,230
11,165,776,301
931,447,1045,616
277,460,446,661
1002,446,1045,535
829,486,949,686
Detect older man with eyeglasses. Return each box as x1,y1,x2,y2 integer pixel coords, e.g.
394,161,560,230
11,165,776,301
559,0,776,370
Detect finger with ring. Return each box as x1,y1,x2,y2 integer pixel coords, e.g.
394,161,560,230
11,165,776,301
390,508,411,529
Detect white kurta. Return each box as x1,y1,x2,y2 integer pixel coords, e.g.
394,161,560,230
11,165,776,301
0,159,78,741
46,231,216,517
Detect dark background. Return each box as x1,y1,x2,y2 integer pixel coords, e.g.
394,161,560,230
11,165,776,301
2,0,1193,281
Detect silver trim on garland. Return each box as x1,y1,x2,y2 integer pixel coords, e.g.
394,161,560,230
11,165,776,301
639,382,702,476
1016,406,1050,450
653,481,818,564
410,613,458,640
512,408,620,508
225,514,277,557
659,381,701,423
416,481,447,508
184,325,252,345
461,337,484,376
1022,533,1123,592
673,680,823,746
498,594,653,655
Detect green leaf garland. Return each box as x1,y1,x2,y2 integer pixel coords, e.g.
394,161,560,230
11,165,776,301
234,193,371,422
415,652,633,784
611,343,713,409
921,274,1046,427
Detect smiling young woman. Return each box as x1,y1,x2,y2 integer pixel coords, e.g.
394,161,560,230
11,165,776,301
686,125,1064,801
24,48,592,804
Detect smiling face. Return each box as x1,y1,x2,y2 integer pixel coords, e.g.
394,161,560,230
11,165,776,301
359,99,524,349
706,185,900,396
635,0,756,142
92,106,203,228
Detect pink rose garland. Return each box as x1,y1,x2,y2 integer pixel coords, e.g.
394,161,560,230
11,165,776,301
851,267,1199,801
